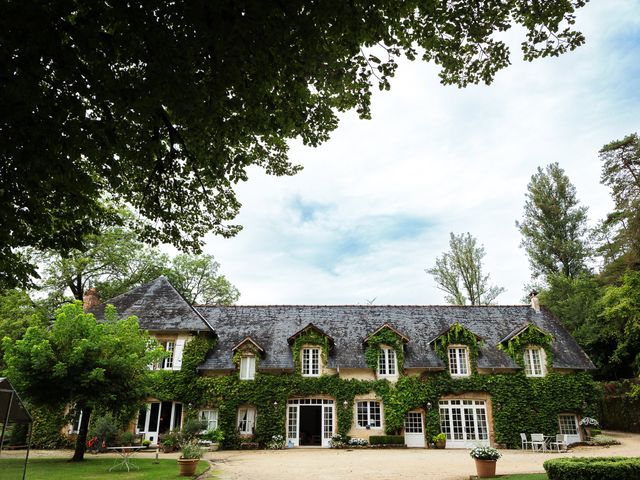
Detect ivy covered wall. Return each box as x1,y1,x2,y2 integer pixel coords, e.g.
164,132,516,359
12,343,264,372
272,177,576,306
149,334,600,449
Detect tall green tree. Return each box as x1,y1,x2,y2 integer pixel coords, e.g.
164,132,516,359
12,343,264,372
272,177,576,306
597,133,640,277
38,221,239,307
516,163,590,279
2,302,162,461
599,271,640,378
426,232,505,305
0,289,47,368
0,1,588,288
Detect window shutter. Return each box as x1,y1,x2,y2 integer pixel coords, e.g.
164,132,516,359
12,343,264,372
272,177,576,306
173,338,185,370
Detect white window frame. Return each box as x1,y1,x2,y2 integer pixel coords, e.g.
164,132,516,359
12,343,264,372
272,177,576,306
448,345,470,377
239,354,256,380
523,346,545,377
162,340,175,369
199,409,219,432
377,347,397,377
558,414,579,436
301,347,321,377
237,406,257,435
356,401,382,429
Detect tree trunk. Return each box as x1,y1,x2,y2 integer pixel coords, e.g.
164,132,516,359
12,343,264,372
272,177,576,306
71,406,92,462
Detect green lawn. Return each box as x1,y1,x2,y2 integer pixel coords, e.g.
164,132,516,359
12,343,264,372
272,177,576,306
0,457,209,480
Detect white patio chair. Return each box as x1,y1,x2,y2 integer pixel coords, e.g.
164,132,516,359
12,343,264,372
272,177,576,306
548,434,567,452
530,433,546,452
520,433,533,450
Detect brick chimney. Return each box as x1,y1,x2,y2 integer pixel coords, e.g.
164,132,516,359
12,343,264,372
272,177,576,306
529,290,540,313
83,288,100,312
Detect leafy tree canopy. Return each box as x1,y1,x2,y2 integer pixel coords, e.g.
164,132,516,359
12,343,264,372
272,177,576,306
1,0,588,288
0,289,48,368
37,215,239,308
2,302,163,460
426,232,505,305
516,162,590,279
597,133,640,277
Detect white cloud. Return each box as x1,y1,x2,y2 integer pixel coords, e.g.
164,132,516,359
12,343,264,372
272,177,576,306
204,1,640,305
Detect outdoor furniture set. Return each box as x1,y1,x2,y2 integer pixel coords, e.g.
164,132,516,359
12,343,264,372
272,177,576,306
520,433,567,452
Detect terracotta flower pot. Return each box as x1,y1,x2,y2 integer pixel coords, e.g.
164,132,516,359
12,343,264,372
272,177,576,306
177,458,199,477
474,459,497,478
435,439,446,449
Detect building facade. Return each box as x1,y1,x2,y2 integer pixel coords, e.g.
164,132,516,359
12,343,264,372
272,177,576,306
90,277,597,449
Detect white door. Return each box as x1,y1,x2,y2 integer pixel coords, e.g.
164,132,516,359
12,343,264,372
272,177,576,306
404,411,425,448
558,414,581,444
439,399,489,448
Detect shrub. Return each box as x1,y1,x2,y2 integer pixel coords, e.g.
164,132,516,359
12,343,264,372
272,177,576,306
469,446,501,460
348,437,368,447
266,434,286,449
90,413,118,447
369,435,405,445
201,428,224,443
118,431,134,446
544,457,640,480
329,434,350,448
589,434,621,446
142,439,151,447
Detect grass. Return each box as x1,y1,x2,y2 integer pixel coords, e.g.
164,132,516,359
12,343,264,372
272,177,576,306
0,457,209,480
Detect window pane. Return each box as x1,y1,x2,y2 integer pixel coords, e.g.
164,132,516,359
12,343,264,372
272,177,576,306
559,415,578,435
458,348,468,375
449,348,458,374
378,349,387,374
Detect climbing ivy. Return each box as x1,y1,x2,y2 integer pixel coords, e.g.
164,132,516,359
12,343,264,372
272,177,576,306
433,323,481,373
232,345,261,370
290,329,330,373
364,328,405,373
145,330,599,450
499,324,554,369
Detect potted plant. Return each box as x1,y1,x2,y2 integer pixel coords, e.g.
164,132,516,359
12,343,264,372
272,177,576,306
177,443,203,477
160,432,181,453
142,439,151,449
432,432,446,449
469,446,501,478
579,417,599,440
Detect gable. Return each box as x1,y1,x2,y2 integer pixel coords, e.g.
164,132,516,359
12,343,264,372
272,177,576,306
89,276,214,333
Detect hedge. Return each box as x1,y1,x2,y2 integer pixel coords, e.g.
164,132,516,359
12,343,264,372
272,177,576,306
544,457,640,480
369,435,405,445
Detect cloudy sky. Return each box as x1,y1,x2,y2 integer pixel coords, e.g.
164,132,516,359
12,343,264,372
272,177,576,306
203,1,640,306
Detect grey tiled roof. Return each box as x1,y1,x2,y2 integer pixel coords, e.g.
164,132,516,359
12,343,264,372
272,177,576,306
89,276,214,332
196,305,595,371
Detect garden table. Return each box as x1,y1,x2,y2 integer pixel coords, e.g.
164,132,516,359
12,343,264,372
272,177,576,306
107,446,144,472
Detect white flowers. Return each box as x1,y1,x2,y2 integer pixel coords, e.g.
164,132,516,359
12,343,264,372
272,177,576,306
579,417,599,427
469,446,502,460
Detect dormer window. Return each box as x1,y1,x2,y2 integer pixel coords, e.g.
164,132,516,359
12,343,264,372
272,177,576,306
239,354,256,380
523,346,545,377
302,347,320,377
448,346,470,377
377,347,397,377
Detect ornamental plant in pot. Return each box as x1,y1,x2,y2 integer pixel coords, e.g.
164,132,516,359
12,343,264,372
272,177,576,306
469,446,501,478
432,433,446,449
177,443,203,477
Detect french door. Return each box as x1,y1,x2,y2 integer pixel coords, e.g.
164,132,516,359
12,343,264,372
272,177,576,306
287,398,334,448
439,399,489,448
136,401,182,445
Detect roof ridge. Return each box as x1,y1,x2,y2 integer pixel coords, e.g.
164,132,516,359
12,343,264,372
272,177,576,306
195,304,532,308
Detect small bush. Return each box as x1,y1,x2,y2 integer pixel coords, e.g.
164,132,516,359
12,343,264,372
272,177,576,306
544,457,640,480
118,431,134,446
348,438,368,447
369,435,404,445
589,434,621,446
329,434,350,448
266,434,286,449
90,413,118,447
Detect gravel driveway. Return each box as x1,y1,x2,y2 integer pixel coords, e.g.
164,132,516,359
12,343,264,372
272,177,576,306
207,431,640,480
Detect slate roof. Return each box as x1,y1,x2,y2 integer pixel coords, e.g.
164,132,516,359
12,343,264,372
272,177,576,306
89,276,214,332
196,305,595,371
